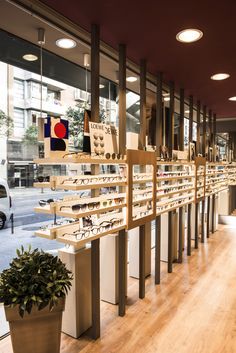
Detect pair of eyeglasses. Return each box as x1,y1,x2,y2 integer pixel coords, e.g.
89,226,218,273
37,176,50,183
62,229,90,241
61,178,90,186
40,219,74,231
66,202,100,212
39,198,54,207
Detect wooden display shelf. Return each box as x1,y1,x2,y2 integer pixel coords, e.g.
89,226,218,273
156,198,194,216
157,161,193,166
33,182,51,188
57,202,126,218
132,196,153,204
56,181,126,191
156,186,194,199
133,178,153,184
157,175,194,182
35,220,80,240
34,205,55,214
157,182,193,191
34,155,126,165
57,224,125,248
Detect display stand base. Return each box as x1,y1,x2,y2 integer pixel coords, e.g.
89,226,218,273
218,189,230,216
59,246,92,338
161,212,178,262
100,234,119,304
128,222,151,279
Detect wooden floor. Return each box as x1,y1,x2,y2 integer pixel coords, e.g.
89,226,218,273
1,224,236,353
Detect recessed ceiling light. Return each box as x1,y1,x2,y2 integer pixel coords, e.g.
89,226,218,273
164,97,170,102
126,76,137,82
229,96,236,101
22,54,38,61
185,110,190,114
99,84,105,89
211,73,230,81
56,38,76,49
176,29,203,43
162,92,169,97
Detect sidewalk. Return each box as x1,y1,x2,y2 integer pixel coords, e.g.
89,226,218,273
10,187,55,197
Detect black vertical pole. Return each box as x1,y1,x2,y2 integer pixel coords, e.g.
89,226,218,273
195,100,201,249
201,105,207,243
212,113,217,233
187,95,193,256
155,216,161,284
155,72,163,283
90,23,100,340
139,59,147,299
118,43,126,317
167,81,174,272
206,110,212,238
178,87,184,262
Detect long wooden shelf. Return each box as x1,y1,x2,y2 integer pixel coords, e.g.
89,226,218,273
56,181,126,190
157,175,194,182
57,224,125,248
57,203,126,218
34,156,126,165
156,186,194,199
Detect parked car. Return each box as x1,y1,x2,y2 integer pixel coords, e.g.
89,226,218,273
0,178,13,229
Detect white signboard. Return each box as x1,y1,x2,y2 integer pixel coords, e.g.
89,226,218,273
89,122,119,155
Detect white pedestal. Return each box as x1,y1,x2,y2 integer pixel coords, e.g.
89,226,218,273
128,222,151,279
161,212,178,262
59,246,91,338
100,234,119,304
218,190,230,216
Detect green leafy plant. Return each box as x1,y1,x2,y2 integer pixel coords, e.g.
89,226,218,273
22,125,38,145
0,109,13,137
0,246,72,318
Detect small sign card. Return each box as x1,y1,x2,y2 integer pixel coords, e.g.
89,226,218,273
89,122,119,155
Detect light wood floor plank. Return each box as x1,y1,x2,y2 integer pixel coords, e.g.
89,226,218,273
1,225,236,353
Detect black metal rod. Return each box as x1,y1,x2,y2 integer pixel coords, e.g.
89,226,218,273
207,196,210,238
201,200,205,243
168,211,173,273
194,203,199,249
155,216,161,284
178,207,183,263
91,238,100,339
139,224,146,298
118,229,126,316
156,73,163,157
187,204,192,256
212,194,215,233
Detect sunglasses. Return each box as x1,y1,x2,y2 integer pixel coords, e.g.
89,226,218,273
37,176,50,183
39,198,55,207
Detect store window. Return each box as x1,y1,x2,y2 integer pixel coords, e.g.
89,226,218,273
13,108,24,128
13,79,24,100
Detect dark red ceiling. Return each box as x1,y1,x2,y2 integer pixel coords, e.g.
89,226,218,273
40,0,236,118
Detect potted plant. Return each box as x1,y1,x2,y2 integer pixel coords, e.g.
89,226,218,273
0,246,72,353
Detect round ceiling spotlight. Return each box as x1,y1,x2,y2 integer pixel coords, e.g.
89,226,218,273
56,38,77,49
211,73,230,81
229,96,236,101
126,76,138,82
176,28,203,43
185,110,190,114
99,84,105,89
164,97,170,102
23,54,38,61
